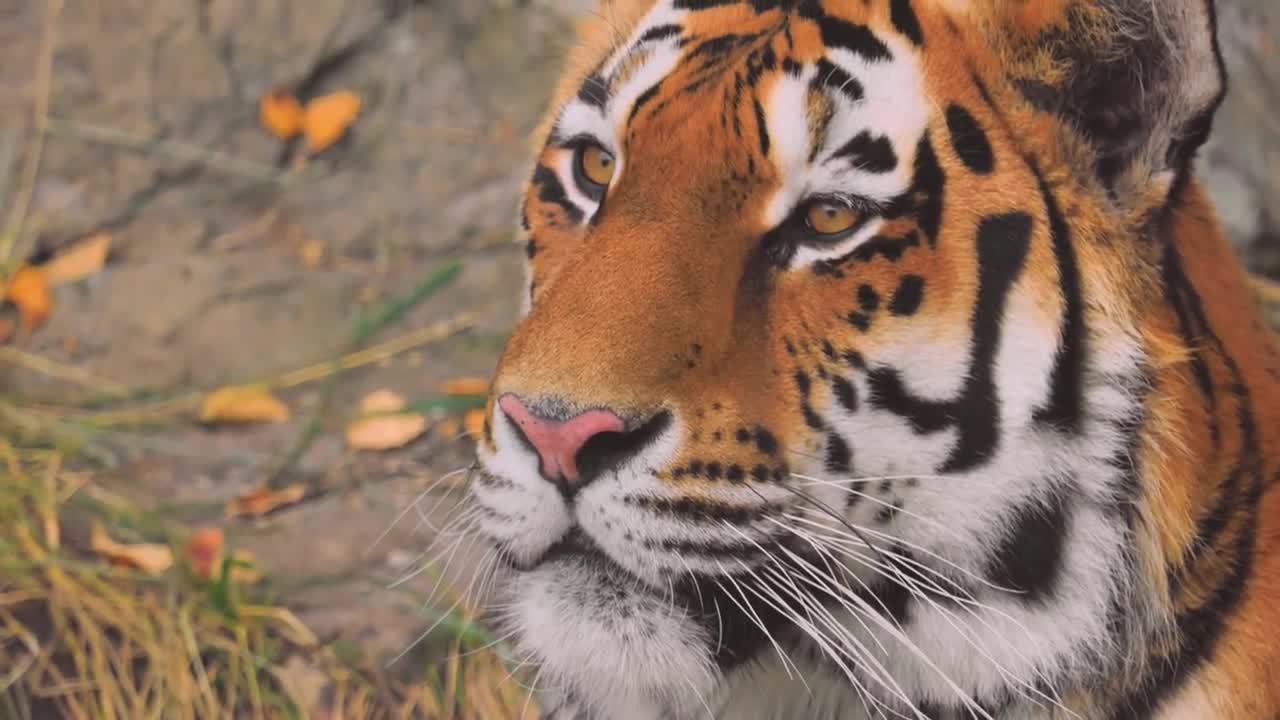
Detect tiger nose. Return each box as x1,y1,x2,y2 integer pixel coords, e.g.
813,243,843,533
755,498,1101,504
497,393,626,493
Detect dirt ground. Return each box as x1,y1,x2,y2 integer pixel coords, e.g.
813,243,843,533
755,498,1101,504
1,0,1277,710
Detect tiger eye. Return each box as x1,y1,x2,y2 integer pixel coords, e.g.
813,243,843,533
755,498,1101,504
579,144,616,187
805,201,859,235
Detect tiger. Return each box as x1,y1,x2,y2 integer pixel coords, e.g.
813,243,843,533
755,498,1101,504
462,0,1280,717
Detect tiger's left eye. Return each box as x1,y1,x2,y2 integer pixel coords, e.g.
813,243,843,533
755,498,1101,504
804,201,860,236
575,143,616,192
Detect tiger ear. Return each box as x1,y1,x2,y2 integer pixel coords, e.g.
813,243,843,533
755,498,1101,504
1015,0,1226,211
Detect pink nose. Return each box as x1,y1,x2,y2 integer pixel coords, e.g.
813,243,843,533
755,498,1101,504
497,393,625,485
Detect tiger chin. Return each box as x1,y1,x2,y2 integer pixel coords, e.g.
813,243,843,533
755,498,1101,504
461,0,1280,718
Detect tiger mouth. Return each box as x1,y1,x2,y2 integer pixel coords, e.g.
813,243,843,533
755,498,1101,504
498,525,636,579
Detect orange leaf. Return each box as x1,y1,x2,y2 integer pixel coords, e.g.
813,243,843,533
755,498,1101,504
200,385,290,423
301,91,361,152
441,376,489,395
358,389,405,414
464,408,486,440
298,239,326,269
260,90,304,139
184,527,224,577
345,389,427,450
89,524,174,575
42,233,111,285
436,417,462,438
345,414,427,450
4,266,52,330
224,483,307,519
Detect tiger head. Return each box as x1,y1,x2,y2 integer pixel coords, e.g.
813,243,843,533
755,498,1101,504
464,1,1277,717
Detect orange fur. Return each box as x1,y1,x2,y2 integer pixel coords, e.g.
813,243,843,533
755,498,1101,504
494,1,1280,715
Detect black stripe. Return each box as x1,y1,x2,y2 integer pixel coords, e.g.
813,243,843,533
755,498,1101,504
639,24,682,44
985,490,1069,603
811,58,863,102
867,213,1033,473
752,96,771,156
1030,166,1085,433
576,73,609,109
530,164,583,224
888,275,926,316
832,375,858,412
825,432,852,473
1113,214,1262,719
945,104,994,174
944,212,1033,471
831,131,897,173
626,495,780,525
889,0,924,46
629,81,663,123
815,15,892,62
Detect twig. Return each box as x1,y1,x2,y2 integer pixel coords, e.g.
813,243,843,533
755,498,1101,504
0,347,131,397
261,261,464,488
23,313,474,428
0,0,63,268
43,118,288,185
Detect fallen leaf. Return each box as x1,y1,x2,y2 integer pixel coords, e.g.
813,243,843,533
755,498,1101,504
184,528,263,582
200,385,290,423
224,483,308,519
345,389,427,450
360,389,406,413
184,527,224,577
3,266,52,330
42,233,111,285
441,376,489,395
298,238,326,268
260,90,304,139
90,524,174,575
302,90,361,152
464,408,486,440
436,417,462,438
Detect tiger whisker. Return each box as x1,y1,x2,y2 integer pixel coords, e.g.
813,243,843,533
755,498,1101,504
771,527,900,651
713,565,803,681
784,512,1025,595
763,539,993,720
719,524,912,715
726,529,920,708
789,472,968,541
364,466,471,556
755,565,914,720
787,522,1075,716
738,544,926,719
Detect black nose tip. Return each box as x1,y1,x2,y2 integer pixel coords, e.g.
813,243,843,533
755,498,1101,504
572,410,673,492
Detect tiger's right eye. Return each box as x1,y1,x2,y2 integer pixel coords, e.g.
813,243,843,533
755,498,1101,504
804,200,861,237
573,142,615,200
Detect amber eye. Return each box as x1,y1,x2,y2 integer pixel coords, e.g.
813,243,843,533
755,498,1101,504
804,200,860,236
575,143,616,196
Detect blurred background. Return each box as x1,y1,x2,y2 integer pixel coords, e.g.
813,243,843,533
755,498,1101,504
0,0,1275,718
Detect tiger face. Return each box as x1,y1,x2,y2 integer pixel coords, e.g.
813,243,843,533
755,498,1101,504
463,1,1280,718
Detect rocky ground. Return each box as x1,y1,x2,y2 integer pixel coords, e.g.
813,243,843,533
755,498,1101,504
0,0,1275,703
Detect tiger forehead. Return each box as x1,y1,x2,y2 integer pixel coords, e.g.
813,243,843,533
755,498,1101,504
554,0,932,200
572,0,914,125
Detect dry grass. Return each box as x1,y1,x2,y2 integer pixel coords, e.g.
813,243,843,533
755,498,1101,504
0,442,536,720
